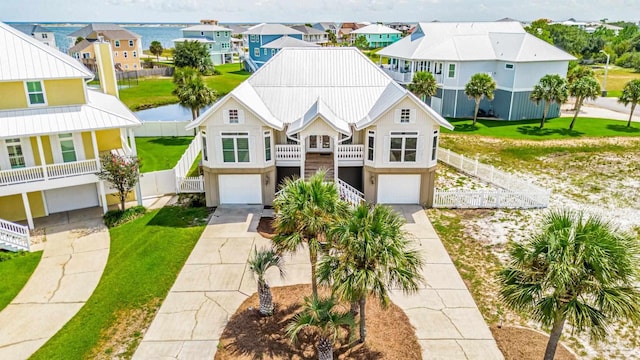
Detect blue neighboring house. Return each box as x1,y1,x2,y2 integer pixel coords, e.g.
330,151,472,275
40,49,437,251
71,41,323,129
174,22,233,65
243,23,318,71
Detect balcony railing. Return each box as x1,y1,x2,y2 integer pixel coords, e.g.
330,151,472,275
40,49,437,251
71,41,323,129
275,144,365,163
0,159,100,187
337,145,364,160
275,145,302,161
381,66,444,85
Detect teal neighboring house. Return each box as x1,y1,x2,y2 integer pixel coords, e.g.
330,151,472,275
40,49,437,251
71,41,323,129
174,21,234,65
350,23,402,48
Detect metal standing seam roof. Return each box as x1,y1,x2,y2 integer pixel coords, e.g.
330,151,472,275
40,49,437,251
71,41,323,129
0,21,94,81
172,37,214,43
181,24,231,32
377,21,575,62
351,23,402,35
261,36,320,49
287,98,351,136
290,25,327,35
9,24,53,35
188,47,453,131
68,24,141,39
243,23,304,36
0,90,141,138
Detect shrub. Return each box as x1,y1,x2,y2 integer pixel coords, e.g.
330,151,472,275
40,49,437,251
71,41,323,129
615,52,640,68
0,251,27,262
103,206,147,228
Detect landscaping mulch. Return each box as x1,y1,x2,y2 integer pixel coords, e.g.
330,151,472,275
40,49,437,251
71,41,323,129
216,284,421,360
257,217,275,239
491,326,576,360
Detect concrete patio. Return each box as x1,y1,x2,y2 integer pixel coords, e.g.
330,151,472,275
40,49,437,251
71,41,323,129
134,205,503,359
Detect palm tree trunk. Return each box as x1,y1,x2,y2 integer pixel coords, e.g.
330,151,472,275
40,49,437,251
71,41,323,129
540,102,551,128
191,108,197,121
359,296,367,343
257,280,274,316
628,103,637,128
543,317,566,360
569,98,582,130
317,337,333,360
473,99,480,126
350,301,359,316
310,247,318,298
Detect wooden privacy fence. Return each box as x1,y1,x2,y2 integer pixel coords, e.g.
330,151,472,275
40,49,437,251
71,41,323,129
434,148,550,209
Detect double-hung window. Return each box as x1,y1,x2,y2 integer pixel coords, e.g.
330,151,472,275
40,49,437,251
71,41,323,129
123,51,128,58
26,81,46,105
431,130,439,161
389,132,418,163
132,51,137,58
6,138,26,169
367,130,375,161
448,63,456,78
129,40,134,47
201,131,208,161
264,131,272,162
59,133,77,162
222,132,250,163
114,40,120,47
254,48,260,57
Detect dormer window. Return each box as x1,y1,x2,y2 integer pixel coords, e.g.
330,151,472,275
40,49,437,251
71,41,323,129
25,81,46,106
400,109,411,123
228,109,239,123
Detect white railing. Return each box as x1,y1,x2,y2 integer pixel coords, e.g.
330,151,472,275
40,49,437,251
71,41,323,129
337,145,364,160
433,190,546,209
47,160,99,179
174,136,201,179
435,148,550,209
0,166,45,186
177,176,204,193
0,218,30,251
337,178,365,207
275,145,302,161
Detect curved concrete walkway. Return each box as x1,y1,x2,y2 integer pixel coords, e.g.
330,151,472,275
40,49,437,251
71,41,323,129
134,205,503,360
0,209,109,360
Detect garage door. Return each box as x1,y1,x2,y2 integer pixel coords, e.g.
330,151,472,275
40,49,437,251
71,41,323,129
377,174,421,204
219,175,262,204
45,184,99,214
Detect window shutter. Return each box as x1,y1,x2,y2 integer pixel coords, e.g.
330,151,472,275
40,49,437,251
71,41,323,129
238,109,245,124
73,133,86,160
383,135,390,164
417,135,425,162
410,109,417,123
223,110,229,123
394,109,401,124
250,135,256,163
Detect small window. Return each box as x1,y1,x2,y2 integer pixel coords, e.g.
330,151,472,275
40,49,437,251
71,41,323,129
26,81,46,105
400,109,411,123
6,138,26,169
264,131,272,161
133,64,137,69
59,133,77,163
250,35,258,42
367,130,375,161
505,63,514,70
271,49,276,56
129,40,134,47
263,48,267,55
209,44,213,49
201,131,208,161
113,51,118,57
254,48,260,57
42,33,48,39
216,32,220,37
201,31,205,36
132,51,137,58
114,40,120,47
124,64,129,69
431,131,439,161
123,51,128,58
228,109,239,123
448,63,456,78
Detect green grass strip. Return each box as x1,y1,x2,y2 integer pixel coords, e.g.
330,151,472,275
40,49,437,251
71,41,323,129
0,251,43,311
135,136,194,173
31,206,208,360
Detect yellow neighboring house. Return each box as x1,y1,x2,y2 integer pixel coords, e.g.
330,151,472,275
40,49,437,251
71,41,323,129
68,23,142,71
0,22,141,248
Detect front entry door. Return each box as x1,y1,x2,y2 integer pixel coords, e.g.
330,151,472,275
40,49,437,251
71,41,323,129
307,135,332,153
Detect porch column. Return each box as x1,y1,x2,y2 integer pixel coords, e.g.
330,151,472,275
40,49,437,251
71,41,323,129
299,137,305,180
333,136,339,182
135,182,143,207
35,136,48,179
120,128,131,154
97,181,108,214
91,131,100,169
21,192,34,230
128,128,137,156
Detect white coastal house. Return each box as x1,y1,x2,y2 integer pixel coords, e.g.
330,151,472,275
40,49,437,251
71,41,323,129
378,21,575,120
186,47,453,207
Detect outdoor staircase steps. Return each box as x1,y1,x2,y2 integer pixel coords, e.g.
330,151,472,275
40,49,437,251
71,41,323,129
304,153,334,180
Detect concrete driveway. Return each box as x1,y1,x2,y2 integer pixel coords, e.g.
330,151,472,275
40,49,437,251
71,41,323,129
134,205,503,360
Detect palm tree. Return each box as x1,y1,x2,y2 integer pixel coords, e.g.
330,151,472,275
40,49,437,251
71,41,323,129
530,74,569,128
286,295,355,360
149,40,164,61
172,67,217,120
465,73,497,126
247,246,285,316
618,79,640,128
568,76,600,130
318,204,424,343
566,64,594,85
272,171,349,298
407,71,438,103
499,210,640,360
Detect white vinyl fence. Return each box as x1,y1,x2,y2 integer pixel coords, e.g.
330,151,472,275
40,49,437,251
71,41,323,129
434,148,550,209
135,121,193,137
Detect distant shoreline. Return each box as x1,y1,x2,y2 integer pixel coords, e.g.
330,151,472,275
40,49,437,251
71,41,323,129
6,22,267,27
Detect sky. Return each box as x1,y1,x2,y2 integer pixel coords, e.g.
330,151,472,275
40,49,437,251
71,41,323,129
1,0,640,23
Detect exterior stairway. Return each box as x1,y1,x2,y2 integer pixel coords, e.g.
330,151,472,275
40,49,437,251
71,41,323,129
0,218,30,252
305,153,334,180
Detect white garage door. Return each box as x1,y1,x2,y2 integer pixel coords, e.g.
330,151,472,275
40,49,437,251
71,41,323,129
377,174,421,204
219,175,262,204
45,184,99,214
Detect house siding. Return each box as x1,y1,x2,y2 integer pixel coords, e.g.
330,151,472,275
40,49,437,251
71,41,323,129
44,79,86,106
0,192,46,222
509,91,560,120
0,82,28,109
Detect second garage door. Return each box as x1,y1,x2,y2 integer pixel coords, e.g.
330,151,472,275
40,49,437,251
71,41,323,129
45,183,100,214
219,175,262,204
377,174,421,204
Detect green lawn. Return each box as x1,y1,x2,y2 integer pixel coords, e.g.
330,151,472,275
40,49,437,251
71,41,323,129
442,117,640,140
119,63,251,111
31,206,209,360
591,65,640,97
135,136,194,172
0,251,42,311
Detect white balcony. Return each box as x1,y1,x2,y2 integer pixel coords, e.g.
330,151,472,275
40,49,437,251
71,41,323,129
275,144,364,166
0,159,100,187
381,66,444,85
336,144,364,165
